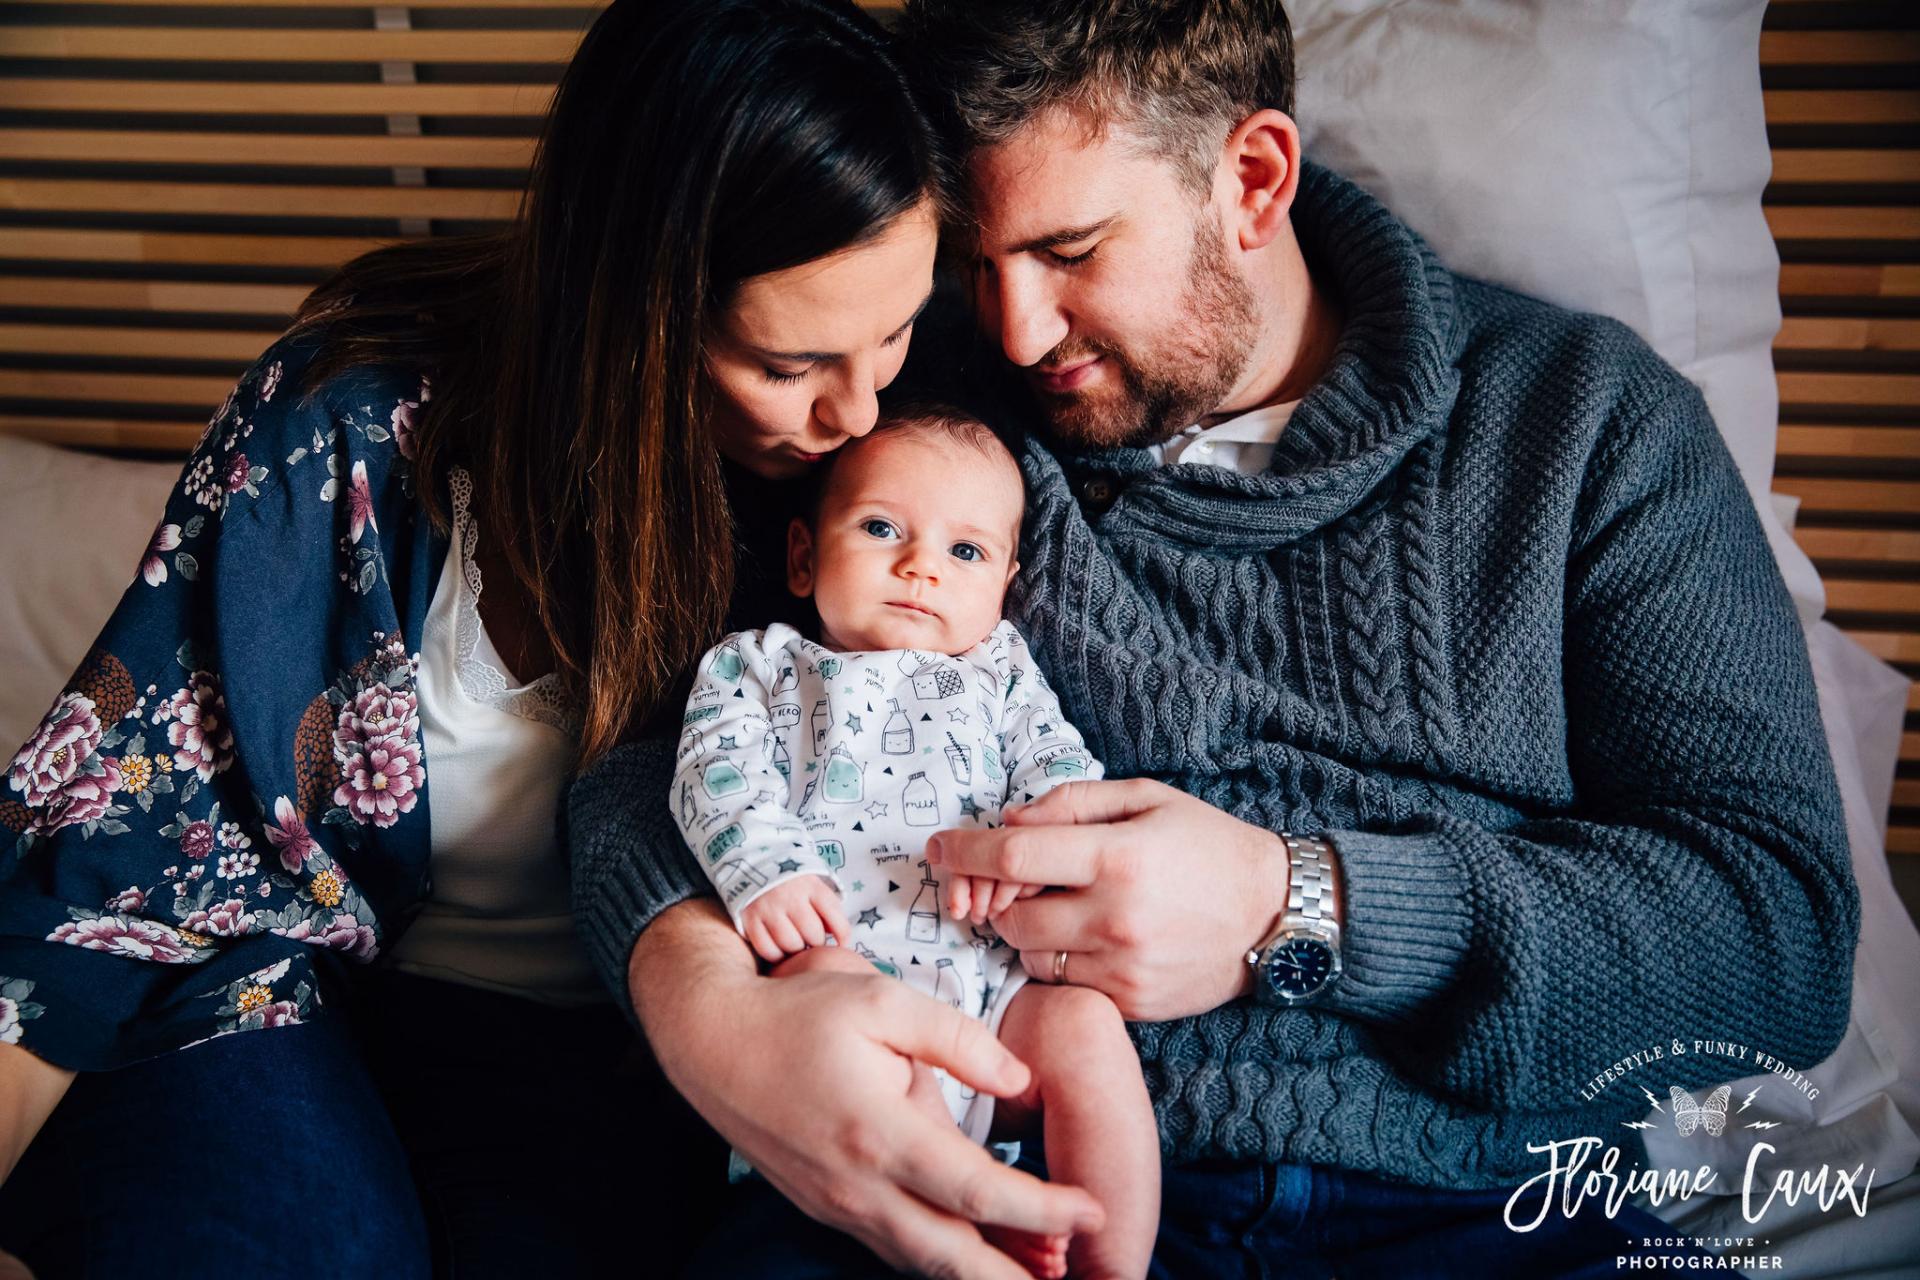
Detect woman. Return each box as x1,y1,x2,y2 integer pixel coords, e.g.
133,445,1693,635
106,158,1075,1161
0,0,1080,1273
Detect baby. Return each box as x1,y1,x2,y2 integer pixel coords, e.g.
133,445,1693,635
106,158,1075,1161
670,406,1158,1280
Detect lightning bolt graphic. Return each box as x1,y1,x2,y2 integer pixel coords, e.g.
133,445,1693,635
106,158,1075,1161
1745,1121,1781,1131
1738,1086,1763,1114
1621,1120,1658,1130
1641,1084,1664,1113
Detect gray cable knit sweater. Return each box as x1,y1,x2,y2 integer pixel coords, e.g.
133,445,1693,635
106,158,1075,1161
566,163,1858,1190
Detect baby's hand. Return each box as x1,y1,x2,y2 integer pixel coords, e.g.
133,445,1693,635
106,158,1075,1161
739,875,851,963
949,876,1045,927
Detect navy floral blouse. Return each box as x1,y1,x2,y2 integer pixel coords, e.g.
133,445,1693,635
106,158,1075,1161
0,329,451,1070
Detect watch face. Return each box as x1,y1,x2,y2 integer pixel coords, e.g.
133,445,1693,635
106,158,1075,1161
1265,937,1334,999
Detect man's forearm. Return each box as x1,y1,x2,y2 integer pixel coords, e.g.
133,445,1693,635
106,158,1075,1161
626,896,757,1048
0,1042,74,1184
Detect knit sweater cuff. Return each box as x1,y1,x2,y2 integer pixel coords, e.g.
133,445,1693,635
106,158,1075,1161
1321,828,1475,1025
566,739,714,1018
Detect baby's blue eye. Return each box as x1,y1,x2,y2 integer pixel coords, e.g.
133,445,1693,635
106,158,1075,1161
863,519,897,539
950,542,984,562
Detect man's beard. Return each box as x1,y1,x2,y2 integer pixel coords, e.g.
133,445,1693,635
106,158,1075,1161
1034,208,1259,450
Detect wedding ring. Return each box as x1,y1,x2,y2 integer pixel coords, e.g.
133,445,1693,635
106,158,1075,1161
1052,949,1069,985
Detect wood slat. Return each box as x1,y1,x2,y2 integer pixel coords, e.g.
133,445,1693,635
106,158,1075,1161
1909,685,1920,713
1779,264,1920,298
1764,90,1920,126
0,80,555,117
1772,149,1920,185
1766,207,1920,242
1847,630,1920,663
1906,732,1920,763
0,276,309,315
1793,527,1920,565
0,369,238,407
4,28,583,64
1775,317,1920,351
1772,476,1920,515
1759,31,1920,67
0,323,272,361
1891,827,1920,856
1775,371,1920,407
1777,426,1920,459
0,413,204,451
0,128,534,170
0,227,397,267
0,177,518,220
1897,779,1920,807
1824,579,1920,615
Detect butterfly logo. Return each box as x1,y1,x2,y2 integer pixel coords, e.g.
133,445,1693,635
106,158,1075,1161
1670,1084,1731,1137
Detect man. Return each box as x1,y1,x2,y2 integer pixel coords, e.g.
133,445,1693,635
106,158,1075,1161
567,2,1859,1274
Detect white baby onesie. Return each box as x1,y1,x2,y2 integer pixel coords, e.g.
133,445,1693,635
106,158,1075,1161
671,617,1101,1141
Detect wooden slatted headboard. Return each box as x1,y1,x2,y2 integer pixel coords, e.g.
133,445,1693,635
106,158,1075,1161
2,1,1915,869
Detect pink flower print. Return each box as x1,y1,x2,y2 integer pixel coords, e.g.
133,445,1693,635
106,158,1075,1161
264,796,319,873
165,671,234,781
180,820,215,861
224,453,251,493
332,731,422,828
215,849,259,881
335,683,419,751
391,398,420,460
256,1000,302,1027
142,522,181,586
347,460,377,544
275,911,377,960
181,898,255,937
38,752,121,832
184,453,226,513
48,914,201,964
9,692,102,808
109,886,147,914
260,360,283,403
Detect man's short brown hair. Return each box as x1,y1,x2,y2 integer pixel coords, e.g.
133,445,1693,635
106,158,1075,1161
897,0,1297,197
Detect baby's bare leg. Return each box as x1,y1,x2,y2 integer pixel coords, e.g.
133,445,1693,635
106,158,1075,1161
994,983,1160,1280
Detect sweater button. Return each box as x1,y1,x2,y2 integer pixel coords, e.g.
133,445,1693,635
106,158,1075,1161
1079,477,1114,509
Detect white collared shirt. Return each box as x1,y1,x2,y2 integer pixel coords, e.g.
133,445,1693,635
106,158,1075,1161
1146,400,1299,474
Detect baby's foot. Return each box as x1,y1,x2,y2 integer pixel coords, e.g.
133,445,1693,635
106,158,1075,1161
982,1225,1070,1280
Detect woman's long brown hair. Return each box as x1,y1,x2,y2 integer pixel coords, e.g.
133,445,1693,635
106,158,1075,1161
286,0,942,767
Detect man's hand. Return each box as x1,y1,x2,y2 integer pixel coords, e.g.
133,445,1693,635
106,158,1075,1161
631,899,1104,1278
738,874,851,963
928,778,1287,1021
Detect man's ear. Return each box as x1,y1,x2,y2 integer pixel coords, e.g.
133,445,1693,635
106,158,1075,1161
787,516,817,597
1220,108,1302,252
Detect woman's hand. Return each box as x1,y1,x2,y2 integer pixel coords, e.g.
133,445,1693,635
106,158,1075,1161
0,1040,74,1186
629,899,1104,1278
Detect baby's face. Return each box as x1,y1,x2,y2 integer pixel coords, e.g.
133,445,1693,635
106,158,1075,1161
789,428,1023,655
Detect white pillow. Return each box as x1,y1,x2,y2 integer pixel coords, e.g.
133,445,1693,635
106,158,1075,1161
0,435,180,754
1291,0,1780,497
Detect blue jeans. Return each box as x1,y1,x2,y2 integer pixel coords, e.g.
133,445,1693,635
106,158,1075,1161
680,1154,1742,1279
0,970,728,1279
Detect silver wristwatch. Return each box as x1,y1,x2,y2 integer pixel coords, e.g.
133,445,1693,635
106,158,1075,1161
1246,833,1343,1007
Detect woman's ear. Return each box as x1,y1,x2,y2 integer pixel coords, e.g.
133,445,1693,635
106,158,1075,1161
1221,107,1302,252
787,516,817,597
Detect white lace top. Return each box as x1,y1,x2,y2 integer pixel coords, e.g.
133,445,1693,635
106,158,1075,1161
389,467,606,1006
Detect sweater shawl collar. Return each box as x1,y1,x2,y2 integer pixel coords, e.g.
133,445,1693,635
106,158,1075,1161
1036,161,1467,553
